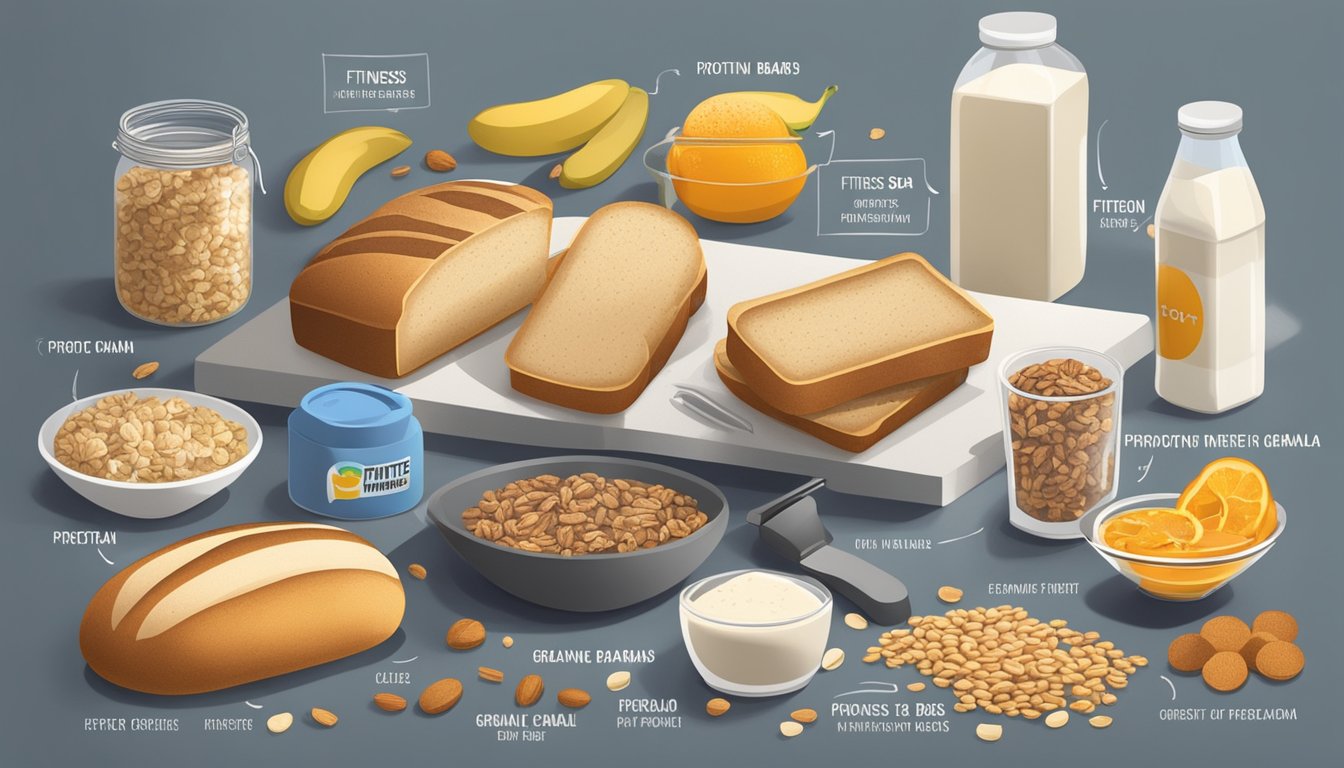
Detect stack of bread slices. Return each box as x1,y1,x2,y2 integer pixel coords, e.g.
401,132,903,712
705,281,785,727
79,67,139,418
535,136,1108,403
716,253,994,452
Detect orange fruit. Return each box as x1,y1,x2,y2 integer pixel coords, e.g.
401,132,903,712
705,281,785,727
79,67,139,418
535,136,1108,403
667,94,807,223
1102,507,1203,553
1176,457,1274,538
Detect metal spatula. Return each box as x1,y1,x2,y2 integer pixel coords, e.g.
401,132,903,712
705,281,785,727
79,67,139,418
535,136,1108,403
746,478,911,626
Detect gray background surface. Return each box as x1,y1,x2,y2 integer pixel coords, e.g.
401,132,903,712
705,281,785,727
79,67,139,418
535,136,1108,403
2,0,1340,765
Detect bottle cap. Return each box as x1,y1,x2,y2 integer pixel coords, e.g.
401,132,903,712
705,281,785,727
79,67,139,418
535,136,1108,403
979,12,1057,49
1178,101,1243,136
290,382,414,447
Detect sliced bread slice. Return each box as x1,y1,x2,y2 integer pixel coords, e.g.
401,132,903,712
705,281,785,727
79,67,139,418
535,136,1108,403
714,340,967,452
726,253,993,415
506,202,707,413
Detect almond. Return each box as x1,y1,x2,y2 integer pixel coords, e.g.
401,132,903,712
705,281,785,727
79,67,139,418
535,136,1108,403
705,697,731,717
790,708,818,724
447,618,486,650
605,670,631,691
425,150,457,172
549,163,563,180
265,712,293,733
419,678,463,715
515,674,544,707
390,165,411,178
502,635,515,648
407,563,427,580
557,688,591,708
311,707,338,727
132,361,159,380
479,666,505,683
373,692,406,712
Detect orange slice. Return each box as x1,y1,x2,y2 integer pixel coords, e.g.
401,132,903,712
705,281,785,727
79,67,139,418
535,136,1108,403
1176,457,1274,538
1102,508,1204,552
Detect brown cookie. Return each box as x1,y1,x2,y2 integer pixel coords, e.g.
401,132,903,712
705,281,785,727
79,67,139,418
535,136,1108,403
1255,641,1305,682
1168,633,1216,672
1200,615,1251,652
1202,651,1249,692
1239,631,1278,673
1251,610,1299,643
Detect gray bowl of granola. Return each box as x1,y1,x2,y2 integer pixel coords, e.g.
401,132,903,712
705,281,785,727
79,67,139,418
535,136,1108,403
427,456,728,612
38,388,262,519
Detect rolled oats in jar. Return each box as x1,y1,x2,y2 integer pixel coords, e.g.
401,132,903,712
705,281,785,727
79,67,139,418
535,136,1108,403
113,100,260,325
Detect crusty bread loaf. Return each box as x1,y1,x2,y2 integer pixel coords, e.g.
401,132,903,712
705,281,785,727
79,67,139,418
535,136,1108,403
80,522,404,695
290,181,552,378
505,202,707,413
714,340,966,452
726,253,993,415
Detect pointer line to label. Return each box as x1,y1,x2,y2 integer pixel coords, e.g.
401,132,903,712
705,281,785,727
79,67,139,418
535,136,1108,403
937,527,985,545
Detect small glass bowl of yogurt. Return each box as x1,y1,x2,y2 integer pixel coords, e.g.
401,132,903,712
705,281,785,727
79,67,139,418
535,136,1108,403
679,569,832,697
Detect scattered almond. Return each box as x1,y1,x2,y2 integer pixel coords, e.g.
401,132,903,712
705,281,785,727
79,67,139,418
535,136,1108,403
779,721,804,737
1045,710,1069,728
557,688,591,708
1089,715,1113,728
907,682,926,692
937,585,964,603
790,708,818,724
844,613,869,630
425,149,457,172
131,361,159,380
419,678,463,715
606,670,631,691
502,635,515,648
447,618,486,650
311,707,338,727
373,692,407,712
1146,223,1155,239
265,712,293,734
549,163,563,180
706,697,731,717
407,563,427,580
821,647,845,671
515,674,544,707
869,127,886,140
390,165,411,178
976,723,1003,742
478,666,505,683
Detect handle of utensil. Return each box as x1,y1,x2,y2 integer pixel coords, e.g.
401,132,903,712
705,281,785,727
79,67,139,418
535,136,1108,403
798,545,911,626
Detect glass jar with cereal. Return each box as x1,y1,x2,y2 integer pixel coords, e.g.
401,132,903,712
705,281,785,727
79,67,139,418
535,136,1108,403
113,100,260,326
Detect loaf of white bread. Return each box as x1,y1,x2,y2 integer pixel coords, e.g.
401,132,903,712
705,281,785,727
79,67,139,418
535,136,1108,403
80,522,404,695
290,181,553,378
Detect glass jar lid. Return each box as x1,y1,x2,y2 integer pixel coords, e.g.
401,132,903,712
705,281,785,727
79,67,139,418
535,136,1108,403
115,99,251,168
979,12,1057,49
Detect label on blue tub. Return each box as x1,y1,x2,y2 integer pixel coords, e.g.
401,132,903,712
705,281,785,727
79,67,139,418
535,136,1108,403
327,457,413,503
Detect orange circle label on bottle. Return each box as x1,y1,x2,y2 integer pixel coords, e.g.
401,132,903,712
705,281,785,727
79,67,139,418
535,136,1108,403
1158,265,1203,360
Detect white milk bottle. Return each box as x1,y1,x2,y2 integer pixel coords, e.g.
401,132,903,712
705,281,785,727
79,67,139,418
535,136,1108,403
951,12,1088,301
1155,102,1265,413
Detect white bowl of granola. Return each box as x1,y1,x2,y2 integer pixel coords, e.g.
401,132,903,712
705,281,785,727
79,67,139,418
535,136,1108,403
38,388,262,519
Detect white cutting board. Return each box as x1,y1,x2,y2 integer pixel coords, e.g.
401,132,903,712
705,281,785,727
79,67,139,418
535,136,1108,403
195,216,1152,505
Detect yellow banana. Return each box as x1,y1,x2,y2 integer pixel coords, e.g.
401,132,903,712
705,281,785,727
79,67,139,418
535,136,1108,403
284,126,411,226
560,87,648,189
736,85,838,132
469,79,629,157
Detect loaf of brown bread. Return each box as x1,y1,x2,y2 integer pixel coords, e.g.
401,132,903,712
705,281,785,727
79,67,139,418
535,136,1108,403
80,522,404,695
290,181,553,378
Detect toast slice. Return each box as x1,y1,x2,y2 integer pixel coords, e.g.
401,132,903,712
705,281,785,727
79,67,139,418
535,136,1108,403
726,253,993,415
714,340,967,453
506,202,707,413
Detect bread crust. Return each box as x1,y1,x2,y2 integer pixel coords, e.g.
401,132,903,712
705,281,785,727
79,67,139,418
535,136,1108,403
725,253,993,415
715,340,967,452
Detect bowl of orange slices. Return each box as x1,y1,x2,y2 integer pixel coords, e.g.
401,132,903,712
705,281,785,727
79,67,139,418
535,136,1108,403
1079,457,1285,601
